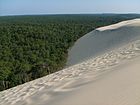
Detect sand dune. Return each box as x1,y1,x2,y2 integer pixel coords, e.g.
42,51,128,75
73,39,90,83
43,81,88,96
67,18,140,66
0,19,140,105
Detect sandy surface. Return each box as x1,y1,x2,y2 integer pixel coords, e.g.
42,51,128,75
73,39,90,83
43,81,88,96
48,57,140,105
67,18,140,66
0,39,140,105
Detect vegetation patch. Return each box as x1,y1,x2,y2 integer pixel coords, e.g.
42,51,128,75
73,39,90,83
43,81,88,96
0,14,140,91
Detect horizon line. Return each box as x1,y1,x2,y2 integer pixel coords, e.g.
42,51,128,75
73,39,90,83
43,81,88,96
0,13,140,17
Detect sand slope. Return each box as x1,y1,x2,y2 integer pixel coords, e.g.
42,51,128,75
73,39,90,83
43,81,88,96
48,57,140,105
0,39,140,105
67,19,140,66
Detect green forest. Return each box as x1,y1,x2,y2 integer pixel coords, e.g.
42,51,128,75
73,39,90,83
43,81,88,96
0,14,140,91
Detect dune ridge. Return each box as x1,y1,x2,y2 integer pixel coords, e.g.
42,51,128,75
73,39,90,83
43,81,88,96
96,18,140,31
67,18,140,66
0,39,140,105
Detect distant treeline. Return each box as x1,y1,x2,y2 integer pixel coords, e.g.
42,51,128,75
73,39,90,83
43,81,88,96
0,14,140,91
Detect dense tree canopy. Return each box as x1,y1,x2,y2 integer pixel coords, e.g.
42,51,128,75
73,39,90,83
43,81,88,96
0,14,140,91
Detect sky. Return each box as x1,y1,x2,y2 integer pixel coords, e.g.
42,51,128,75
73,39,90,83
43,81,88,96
0,0,140,16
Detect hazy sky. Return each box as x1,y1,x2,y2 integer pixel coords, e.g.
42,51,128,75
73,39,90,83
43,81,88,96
0,0,140,16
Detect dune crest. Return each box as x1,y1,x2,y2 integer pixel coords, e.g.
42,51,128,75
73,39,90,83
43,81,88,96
96,18,140,31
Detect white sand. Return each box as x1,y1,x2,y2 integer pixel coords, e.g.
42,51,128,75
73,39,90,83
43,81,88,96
0,39,140,105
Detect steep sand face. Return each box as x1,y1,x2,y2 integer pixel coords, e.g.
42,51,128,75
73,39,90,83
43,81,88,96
67,18,140,66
